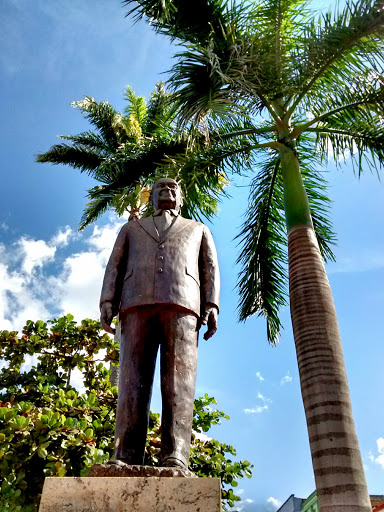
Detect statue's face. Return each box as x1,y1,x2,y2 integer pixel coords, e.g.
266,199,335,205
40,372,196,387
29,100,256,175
152,178,181,210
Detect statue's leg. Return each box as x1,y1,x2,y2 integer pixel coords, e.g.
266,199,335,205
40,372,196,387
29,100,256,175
159,307,199,468
114,306,159,464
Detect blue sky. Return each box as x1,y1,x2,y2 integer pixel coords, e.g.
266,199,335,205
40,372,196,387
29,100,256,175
0,1,383,510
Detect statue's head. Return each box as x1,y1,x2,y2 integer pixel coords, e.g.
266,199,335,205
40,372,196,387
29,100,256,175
151,178,183,211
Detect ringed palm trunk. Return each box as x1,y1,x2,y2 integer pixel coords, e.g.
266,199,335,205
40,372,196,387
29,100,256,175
280,147,371,512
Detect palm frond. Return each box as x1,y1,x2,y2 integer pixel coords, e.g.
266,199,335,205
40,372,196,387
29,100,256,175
85,136,187,187
145,82,176,137
294,70,384,130
297,137,337,262
123,85,147,127
208,115,277,143
236,154,287,345
235,142,336,343
80,190,113,230
309,112,384,176
36,144,102,174
179,168,229,221
59,131,109,152
72,98,120,149
169,45,238,126
290,0,384,110
124,0,231,45
80,179,151,229
80,176,152,230
239,0,313,99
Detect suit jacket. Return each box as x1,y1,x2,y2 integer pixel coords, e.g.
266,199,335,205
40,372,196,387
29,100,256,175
100,214,220,318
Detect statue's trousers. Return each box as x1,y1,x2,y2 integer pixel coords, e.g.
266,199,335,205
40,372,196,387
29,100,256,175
114,305,199,467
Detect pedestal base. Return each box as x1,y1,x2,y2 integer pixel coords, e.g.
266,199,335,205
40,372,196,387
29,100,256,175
89,462,197,478
38,476,221,511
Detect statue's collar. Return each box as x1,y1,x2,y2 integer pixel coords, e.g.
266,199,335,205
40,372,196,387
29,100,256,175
153,208,179,217
137,214,190,243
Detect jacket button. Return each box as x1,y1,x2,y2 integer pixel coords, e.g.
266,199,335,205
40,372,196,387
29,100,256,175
158,256,164,260
157,268,163,273
159,244,164,249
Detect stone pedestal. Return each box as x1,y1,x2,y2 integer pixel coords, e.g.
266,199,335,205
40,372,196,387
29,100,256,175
38,476,221,511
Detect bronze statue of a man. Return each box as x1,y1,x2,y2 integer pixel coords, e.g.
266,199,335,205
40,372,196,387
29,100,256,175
100,178,220,469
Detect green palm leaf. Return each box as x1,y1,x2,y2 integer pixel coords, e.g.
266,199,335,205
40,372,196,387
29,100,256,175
72,98,120,149
236,155,287,344
309,110,384,176
145,82,176,137
123,85,148,127
236,143,335,343
60,132,109,152
298,137,336,262
36,144,102,174
124,0,230,45
290,0,384,110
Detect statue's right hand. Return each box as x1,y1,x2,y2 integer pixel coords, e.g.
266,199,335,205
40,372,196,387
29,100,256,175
100,302,116,335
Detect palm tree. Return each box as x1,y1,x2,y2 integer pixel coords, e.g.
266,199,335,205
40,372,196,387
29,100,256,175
37,82,228,229
124,0,384,510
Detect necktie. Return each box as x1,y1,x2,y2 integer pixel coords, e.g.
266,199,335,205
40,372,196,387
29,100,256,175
155,210,173,234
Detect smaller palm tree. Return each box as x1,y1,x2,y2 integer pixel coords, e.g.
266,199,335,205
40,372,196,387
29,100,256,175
37,82,228,229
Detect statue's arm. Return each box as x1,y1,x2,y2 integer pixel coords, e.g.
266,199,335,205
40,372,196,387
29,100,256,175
100,224,129,333
200,226,220,340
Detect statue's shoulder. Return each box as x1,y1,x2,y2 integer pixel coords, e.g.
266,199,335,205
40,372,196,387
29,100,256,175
178,215,203,227
178,216,212,236
135,216,153,227
123,217,153,230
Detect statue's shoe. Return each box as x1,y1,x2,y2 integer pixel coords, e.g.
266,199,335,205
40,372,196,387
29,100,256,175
161,457,196,477
161,457,186,469
106,459,129,467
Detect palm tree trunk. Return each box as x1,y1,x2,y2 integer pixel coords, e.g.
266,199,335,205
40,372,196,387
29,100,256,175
280,147,371,512
289,225,370,511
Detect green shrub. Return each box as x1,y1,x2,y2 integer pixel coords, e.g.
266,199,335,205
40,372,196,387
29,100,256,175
0,315,251,511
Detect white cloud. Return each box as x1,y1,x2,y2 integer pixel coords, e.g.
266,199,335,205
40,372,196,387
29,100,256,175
257,392,272,403
244,391,271,414
232,494,254,512
256,371,264,381
51,226,74,247
194,431,212,442
280,373,293,385
373,438,384,468
53,251,106,320
0,256,51,331
267,497,282,510
18,238,56,274
69,367,87,395
87,222,122,252
244,406,268,414
0,219,124,332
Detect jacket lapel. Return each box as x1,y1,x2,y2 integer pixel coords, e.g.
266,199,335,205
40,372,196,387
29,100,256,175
137,215,194,243
162,215,192,242
137,217,161,242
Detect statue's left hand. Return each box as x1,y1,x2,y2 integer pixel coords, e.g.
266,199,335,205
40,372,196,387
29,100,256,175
201,305,218,340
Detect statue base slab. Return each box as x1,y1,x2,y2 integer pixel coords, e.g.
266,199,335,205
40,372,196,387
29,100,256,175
38,476,221,512
89,461,197,478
